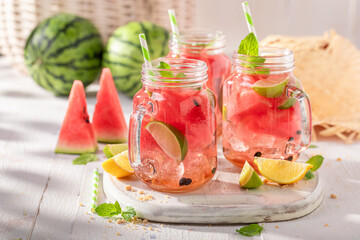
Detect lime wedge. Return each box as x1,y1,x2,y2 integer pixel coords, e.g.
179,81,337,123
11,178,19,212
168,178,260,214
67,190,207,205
103,143,128,158
239,161,263,189
251,78,289,98
278,97,296,109
145,121,188,163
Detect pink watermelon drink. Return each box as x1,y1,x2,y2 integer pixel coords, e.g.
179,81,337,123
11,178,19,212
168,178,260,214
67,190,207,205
222,47,312,171
130,58,217,192
168,30,231,136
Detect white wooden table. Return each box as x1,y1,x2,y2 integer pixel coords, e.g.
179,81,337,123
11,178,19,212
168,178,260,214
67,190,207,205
0,56,359,240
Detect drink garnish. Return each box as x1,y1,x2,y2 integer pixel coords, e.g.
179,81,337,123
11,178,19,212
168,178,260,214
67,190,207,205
236,223,264,236
251,78,289,98
238,33,270,75
239,161,263,189
157,61,186,79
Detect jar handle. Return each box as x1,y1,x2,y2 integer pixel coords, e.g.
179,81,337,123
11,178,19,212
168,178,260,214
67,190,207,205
129,102,153,167
285,86,312,155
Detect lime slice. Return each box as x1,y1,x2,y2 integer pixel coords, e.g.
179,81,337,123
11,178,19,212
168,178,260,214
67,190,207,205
145,121,188,163
239,161,263,189
254,157,313,184
113,150,134,173
278,97,296,109
103,143,128,158
222,105,228,121
251,78,289,98
206,89,216,109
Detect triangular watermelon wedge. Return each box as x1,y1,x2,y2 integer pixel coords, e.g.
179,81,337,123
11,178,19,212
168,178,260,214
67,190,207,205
55,80,98,154
92,68,128,143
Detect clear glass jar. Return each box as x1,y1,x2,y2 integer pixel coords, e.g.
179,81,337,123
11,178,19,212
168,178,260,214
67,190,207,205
168,29,232,136
222,47,312,171
130,58,217,192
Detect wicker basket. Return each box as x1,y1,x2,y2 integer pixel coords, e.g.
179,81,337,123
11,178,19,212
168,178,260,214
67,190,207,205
0,0,195,73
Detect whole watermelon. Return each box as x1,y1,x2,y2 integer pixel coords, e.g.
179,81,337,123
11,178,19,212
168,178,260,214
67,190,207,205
103,21,169,97
24,13,103,95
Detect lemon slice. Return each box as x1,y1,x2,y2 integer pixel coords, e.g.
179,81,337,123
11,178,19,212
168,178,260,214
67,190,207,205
252,78,289,98
112,150,134,173
254,157,313,184
145,121,188,163
101,158,132,178
239,161,263,189
103,143,128,158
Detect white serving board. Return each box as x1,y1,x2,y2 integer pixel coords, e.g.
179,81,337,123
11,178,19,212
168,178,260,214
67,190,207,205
103,150,323,224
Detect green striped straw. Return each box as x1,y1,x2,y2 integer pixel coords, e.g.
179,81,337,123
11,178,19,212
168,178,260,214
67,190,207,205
90,168,99,212
168,8,179,36
242,1,258,39
139,33,153,69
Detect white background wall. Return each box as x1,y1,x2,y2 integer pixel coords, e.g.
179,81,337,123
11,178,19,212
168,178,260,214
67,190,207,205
194,0,360,55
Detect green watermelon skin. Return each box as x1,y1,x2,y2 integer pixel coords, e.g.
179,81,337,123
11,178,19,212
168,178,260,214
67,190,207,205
24,13,103,96
103,21,169,97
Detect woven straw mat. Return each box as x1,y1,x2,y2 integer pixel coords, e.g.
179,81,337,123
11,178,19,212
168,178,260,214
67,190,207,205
261,30,360,143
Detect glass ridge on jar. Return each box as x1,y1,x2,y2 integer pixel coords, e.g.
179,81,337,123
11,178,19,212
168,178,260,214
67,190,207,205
168,29,232,136
130,58,217,192
222,47,312,171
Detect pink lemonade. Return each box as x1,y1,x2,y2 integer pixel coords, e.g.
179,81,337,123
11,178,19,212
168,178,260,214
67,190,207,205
168,30,232,136
130,59,217,192
222,48,312,171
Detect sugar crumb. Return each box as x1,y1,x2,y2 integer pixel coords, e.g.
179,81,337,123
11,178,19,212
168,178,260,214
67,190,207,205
143,219,148,223
88,220,90,223
325,224,329,227
139,190,145,195
107,219,112,223
336,158,342,162
330,194,337,199
137,194,154,202
275,225,279,228
148,227,153,231
161,224,164,228
337,205,340,207
165,195,171,198
125,185,133,191
116,232,120,236
90,216,95,220
79,202,84,207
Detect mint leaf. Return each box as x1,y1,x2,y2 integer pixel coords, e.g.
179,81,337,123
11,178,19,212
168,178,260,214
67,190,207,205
309,144,318,148
236,224,264,236
304,170,314,180
121,206,136,221
158,61,171,69
72,153,97,165
114,201,122,213
95,202,121,217
306,155,324,171
157,61,174,78
175,72,186,78
238,32,258,56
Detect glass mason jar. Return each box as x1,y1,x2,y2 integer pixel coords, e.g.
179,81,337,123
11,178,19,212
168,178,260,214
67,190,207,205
222,47,312,171
168,29,232,136
130,58,217,192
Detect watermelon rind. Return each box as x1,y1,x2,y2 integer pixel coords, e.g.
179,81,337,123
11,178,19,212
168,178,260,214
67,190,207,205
24,13,103,96
103,21,169,97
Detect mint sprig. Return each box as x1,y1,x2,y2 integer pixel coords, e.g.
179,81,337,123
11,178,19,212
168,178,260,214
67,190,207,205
304,155,324,180
157,61,185,79
309,144,318,148
72,153,97,165
238,33,270,75
95,201,136,221
236,223,264,236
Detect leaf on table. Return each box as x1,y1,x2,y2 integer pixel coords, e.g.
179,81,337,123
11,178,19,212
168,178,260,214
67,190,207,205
95,202,121,217
236,223,264,236
121,206,136,221
72,153,97,165
306,155,324,171
304,170,314,180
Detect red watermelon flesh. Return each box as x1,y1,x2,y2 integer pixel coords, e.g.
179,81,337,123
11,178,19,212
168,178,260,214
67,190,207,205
92,68,128,143
55,80,98,154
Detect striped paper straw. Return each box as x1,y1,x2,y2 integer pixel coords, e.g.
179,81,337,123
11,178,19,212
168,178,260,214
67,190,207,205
242,1,258,39
168,8,179,36
91,168,99,212
139,33,153,69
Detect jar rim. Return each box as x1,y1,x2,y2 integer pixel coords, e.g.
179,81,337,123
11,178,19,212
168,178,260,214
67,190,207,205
141,58,208,87
170,28,226,51
233,46,295,74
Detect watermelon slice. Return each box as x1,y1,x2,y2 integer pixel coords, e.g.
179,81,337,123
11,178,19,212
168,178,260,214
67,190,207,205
92,68,128,143
55,80,98,154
